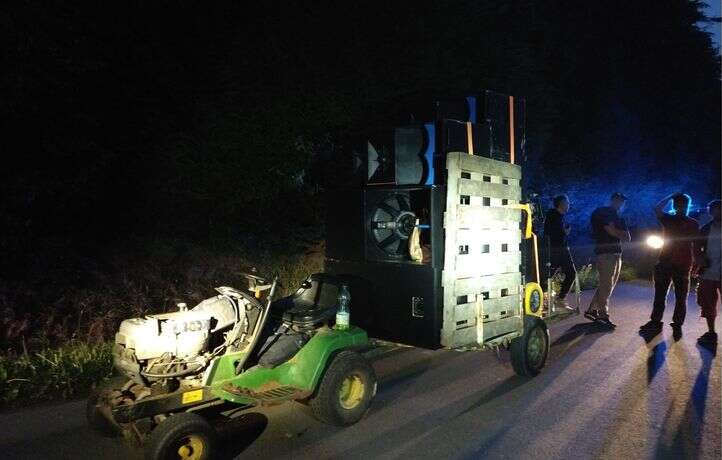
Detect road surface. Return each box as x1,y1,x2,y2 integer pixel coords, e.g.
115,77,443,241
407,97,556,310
1,282,719,459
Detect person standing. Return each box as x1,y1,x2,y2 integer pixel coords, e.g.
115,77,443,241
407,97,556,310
696,199,721,348
543,195,577,309
639,193,699,339
586,192,631,328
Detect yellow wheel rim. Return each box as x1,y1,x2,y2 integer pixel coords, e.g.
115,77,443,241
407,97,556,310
339,374,365,410
177,435,204,460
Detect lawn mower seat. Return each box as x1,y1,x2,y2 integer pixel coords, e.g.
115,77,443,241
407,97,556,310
275,273,339,330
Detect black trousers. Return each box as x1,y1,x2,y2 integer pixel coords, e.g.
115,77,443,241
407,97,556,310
651,263,691,325
548,248,577,299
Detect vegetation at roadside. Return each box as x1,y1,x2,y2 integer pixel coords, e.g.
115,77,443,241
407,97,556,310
0,341,113,406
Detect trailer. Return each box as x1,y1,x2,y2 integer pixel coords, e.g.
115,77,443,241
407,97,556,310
326,90,580,372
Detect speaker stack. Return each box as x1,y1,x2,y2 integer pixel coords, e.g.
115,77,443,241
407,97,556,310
356,91,525,187
326,90,526,348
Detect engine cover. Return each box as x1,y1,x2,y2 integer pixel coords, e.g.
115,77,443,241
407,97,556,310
116,310,212,360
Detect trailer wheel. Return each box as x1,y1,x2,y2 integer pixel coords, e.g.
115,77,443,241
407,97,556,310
310,351,376,426
145,412,216,460
510,316,549,377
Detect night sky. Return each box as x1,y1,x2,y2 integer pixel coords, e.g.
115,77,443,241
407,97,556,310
1,0,720,281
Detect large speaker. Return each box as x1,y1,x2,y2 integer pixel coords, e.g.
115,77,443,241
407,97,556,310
440,119,492,158
326,185,446,348
364,120,493,186
479,90,526,163
394,124,435,185
364,124,435,186
433,96,479,123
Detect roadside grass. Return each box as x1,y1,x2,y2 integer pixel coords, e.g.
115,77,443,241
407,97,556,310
0,341,113,406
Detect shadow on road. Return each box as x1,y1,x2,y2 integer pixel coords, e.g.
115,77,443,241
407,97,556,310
455,375,530,418
647,341,668,384
691,344,716,424
551,321,614,348
216,412,269,459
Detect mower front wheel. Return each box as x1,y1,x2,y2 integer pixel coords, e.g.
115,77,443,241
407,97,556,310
86,390,118,437
145,412,217,460
310,351,376,426
86,377,127,437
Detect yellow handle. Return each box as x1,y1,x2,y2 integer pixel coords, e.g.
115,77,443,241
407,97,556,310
506,203,533,239
506,203,539,283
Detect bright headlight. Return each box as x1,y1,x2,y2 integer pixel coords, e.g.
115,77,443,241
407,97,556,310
646,235,664,249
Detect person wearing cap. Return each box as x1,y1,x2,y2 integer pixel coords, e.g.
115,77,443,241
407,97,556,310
696,199,721,349
543,194,577,309
639,193,699,339
586,192,631,328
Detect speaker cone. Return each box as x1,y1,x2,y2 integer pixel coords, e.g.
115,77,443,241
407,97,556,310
368,194,416,258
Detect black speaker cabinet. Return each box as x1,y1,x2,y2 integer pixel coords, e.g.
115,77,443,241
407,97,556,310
480,90,526,163
364,120,493,186
326,185,446,348
440,119,492,158
326,259,444,348
433,96,478,122
365,125,436,186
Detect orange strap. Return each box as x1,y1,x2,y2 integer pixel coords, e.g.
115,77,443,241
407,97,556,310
509,95,515,164
466,122,474,155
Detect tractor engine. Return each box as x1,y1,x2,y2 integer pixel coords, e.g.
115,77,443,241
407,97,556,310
114,292,247,386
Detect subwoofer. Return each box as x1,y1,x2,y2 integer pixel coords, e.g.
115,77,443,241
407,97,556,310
363,186,444,264
365,191,416,261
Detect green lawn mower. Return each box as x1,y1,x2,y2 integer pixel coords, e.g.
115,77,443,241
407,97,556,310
87,272,376,460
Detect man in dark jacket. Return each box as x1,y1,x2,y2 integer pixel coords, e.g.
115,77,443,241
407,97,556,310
640,193,699,339
543,194,576,309
696,199,721,348
587,192,631,328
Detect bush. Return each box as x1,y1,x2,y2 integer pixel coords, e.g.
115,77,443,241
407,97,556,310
577,264,599,291
0,342,113,406
619,264,639,282
549,263,598,293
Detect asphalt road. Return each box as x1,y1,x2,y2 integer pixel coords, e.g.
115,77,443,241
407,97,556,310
2,282,720,460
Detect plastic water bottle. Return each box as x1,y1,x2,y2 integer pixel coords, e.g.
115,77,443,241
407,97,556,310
336,284,351,330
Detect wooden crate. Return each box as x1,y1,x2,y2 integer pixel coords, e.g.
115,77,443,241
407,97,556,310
441,152,524,348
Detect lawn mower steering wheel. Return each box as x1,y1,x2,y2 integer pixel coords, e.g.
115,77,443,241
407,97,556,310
240,272,268,284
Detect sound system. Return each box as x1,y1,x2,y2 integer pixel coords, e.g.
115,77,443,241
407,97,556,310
327,90,525,348
326,185,445,348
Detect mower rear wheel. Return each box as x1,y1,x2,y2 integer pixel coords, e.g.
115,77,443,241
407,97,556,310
310,351,376,426
145,412,216,460
510,316,549,377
